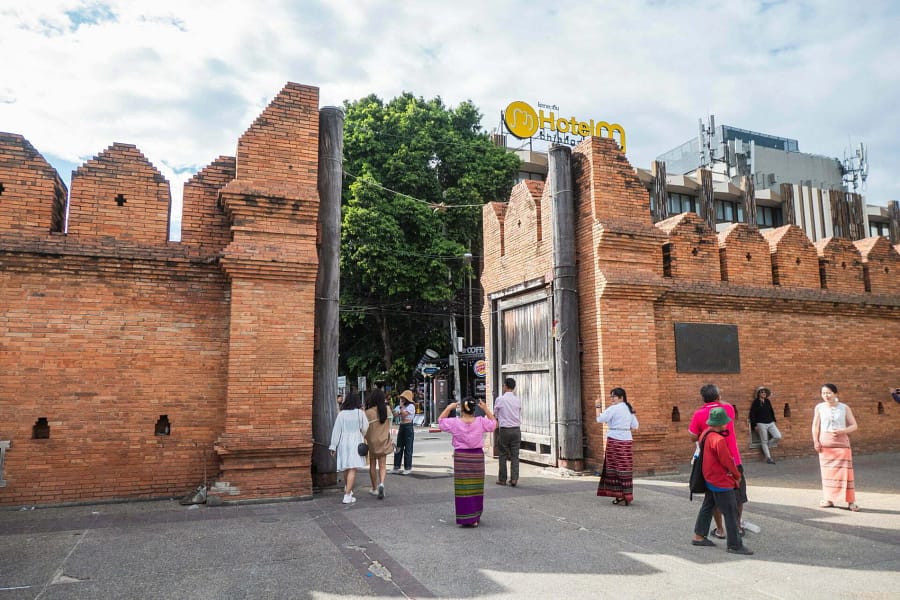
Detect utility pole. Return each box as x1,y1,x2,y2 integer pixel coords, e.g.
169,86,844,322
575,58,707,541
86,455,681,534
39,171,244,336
549,144,583,468
312,106,343,487
449,316,462,408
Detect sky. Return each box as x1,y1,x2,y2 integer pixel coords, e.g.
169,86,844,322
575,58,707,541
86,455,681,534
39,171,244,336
2,0,899,237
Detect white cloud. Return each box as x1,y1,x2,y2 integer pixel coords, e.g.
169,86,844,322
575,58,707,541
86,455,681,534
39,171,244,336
1,0,898,239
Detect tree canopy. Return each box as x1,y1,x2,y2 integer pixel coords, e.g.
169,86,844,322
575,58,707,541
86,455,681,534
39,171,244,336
339,92,520,387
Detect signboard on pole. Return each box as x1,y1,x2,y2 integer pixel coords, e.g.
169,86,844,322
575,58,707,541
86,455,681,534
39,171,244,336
358,376,367,391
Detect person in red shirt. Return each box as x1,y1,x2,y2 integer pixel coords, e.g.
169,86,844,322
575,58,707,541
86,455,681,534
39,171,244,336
690,407,753,555
688,384,747,538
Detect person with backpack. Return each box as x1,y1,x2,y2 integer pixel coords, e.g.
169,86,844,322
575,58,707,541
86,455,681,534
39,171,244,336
690,407,753,555
688,384,747,538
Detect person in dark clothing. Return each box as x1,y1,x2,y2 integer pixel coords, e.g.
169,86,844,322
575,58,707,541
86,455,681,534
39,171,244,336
749,387,782,464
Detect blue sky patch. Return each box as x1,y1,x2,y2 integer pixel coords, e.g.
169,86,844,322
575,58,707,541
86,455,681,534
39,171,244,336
65,3,118,31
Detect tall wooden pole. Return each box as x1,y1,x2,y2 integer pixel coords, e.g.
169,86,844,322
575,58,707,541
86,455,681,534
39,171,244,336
651,160,669,222
548,145,583,467
780,183,796,226
312,106,343,487
888,200,900,245
741,175,757,227
698,169,715,230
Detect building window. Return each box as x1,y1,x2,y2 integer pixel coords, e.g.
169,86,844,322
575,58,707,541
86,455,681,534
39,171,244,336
715,199,744,224
668,193,699,216
757,206,784,228
516,172,545,183
869,220,889,238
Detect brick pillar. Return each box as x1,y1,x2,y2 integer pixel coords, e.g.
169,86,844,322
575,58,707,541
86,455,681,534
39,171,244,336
208,82,321,502
573,137,670,473
211,183,319,501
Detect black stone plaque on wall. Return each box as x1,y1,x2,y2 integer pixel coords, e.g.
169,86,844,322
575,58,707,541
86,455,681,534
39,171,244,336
674,323,740,373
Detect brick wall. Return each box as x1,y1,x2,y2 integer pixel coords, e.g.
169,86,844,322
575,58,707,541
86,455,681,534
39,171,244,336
0,81,321,506
68,143,172,243
180,156,235,253
481,179,552,402
483,136,900,476
0,133,67,233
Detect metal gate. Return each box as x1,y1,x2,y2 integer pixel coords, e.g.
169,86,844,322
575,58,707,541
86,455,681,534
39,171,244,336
493,286,556,466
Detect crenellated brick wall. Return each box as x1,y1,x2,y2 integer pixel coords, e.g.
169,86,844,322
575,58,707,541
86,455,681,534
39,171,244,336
0,133,67,234
483,136,900,476
0,82,322,506
67,143,173,243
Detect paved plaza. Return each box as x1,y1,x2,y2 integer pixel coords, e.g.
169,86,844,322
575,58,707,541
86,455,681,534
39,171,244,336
1,431,898,599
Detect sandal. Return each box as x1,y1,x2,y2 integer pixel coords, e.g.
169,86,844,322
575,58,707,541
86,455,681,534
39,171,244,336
848,503,860,512
711,528,726,539
819,500,834,508
612,498,624,505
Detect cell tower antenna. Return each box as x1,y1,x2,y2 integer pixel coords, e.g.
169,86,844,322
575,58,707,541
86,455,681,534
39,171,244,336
698,115,717,169
841,141,868,193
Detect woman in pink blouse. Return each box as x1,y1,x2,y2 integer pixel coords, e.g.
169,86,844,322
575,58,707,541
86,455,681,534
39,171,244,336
438,397,497,527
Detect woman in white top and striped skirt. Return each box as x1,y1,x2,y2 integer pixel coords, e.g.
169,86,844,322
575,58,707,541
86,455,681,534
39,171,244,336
595,387,639,505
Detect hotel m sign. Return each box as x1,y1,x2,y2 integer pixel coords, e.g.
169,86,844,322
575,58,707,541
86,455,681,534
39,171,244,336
503,100,626,153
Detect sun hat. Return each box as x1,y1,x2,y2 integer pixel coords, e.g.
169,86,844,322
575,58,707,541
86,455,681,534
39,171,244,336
399,390,415,402
706,407,731,427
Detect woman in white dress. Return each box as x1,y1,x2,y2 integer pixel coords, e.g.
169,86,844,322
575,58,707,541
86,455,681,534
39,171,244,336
329,392,369,504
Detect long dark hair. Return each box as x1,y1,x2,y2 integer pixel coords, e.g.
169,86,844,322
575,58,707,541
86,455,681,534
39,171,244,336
341,391,362,411
611,387,635,414
365,388,388,423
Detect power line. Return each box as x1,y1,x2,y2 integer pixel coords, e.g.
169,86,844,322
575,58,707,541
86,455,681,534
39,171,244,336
342,166,488,210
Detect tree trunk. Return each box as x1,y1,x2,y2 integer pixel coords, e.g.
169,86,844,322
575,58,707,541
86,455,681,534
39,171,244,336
375,312,394,370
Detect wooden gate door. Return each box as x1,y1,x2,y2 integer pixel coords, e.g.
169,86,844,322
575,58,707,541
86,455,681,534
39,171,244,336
493,287,556,466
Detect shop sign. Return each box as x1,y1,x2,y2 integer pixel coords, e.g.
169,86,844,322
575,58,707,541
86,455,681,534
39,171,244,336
503,100,626,153
473,360,487,377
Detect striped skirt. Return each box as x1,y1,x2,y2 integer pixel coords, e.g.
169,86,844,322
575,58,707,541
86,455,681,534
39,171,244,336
453,448,485,526
819,446,855,504
596,438,634,502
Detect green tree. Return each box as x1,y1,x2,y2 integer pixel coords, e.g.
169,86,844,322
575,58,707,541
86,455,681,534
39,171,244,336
340,93,519,387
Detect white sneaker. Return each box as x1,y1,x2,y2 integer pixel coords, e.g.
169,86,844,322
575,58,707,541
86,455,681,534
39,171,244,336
342,493,356,504
400,469,412,476
368,489,379,496
389,468,401,474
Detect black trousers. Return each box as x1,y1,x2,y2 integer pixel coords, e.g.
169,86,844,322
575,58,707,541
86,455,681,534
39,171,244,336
393,423,414,470
497,427,521,482
694,488,743,550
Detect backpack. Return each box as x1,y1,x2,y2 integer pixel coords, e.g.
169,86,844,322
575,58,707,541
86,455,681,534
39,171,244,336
689,430,722,500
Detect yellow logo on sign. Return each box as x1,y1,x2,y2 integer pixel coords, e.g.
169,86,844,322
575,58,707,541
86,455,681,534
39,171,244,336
505,101,539,138
503,100,626,153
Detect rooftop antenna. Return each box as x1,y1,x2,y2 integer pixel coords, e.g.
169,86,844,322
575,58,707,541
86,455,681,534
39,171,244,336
841,142,868,193
698,115,723,171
